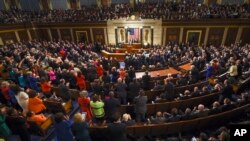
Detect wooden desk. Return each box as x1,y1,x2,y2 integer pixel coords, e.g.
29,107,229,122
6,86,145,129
112,48,150,53
122,43,142,49
179,63,192,71
136,67,181,79
101,50,126,60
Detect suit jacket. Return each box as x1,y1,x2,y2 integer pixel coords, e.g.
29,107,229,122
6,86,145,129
104,98,121,118
115,83,127,97
107,123,127,141
128,82,140,99
134,95,147,114
142,74,151,90
209,108,221,115
58,84,71,102
164,82,175,100
220,104,236,112
221,85,234,98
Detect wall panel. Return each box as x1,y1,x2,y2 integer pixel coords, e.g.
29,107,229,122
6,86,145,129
50,29,59,41
60,29,72,41
37,29,50,41
92,28,105,43
0,32,17,43
207,27,224,46
241,28,250,44
20,0,40,10
29,29,39,40
51,0,67,9
182,28,206,45
0,0,6,10
165,28,180,44
225,28,238,46
73,28,91,43
18,30,29,42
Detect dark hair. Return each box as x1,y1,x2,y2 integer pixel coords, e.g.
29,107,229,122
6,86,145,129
139,89,145,96
6,107,18,116
26,111,34,117
40,77,47,83
112,112,121,122
9,84,21,94
54,112,64,123
92,94,99,102
27,90,37,98
200,132,208,141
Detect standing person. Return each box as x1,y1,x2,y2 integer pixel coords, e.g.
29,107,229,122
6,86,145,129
75,72,86,90
10,85,29,115
40,78,52,98
219,79,234,104
133,90,147,122
90,94,105,125
71,113,91,141
27,90,46,114
164,78,175,100
78,90,92,122
26,71,39,92
107,112,127,141
115,78,127,104
58,79,71,102
141,71,151,90
0,106,11,140
96,64,104,78
47,67,57,85
104,91,121,122
54,112,74,141
228,60,238,83
6,108,30,141
128,78,141,103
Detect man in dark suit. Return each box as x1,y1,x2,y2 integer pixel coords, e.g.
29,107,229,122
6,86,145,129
107,112,127,141
190,65,200,83
152,80,165,91
219,79,234,103
115,78,127,104
134,90,147,122
127,78,141,103
209,101,221,115
220,98,236,112
58,79,71,102
127,66,136,80
104,91,121,122
164,78,175,100
141,71,151,90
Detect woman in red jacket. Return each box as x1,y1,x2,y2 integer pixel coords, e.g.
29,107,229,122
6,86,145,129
77,90,92,122
96,64,104,77
75,72,86,90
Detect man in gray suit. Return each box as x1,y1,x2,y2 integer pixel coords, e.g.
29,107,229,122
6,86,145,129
134,89,148,122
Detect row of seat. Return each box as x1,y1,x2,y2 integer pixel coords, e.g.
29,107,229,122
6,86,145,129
89,104,250,137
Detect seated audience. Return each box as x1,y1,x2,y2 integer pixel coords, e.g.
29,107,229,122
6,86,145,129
121,113,136,126
27,90,46,114
26,111,47,125
107,112,127,141
6,108,30,141
71,113,91,141
54,112,74,141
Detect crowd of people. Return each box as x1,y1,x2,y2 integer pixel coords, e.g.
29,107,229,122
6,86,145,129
0,39,249,141
136,0,250,20
0,1,250,24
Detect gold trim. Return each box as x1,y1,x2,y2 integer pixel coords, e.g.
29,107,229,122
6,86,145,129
76,31,88,43
186,30,202,46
